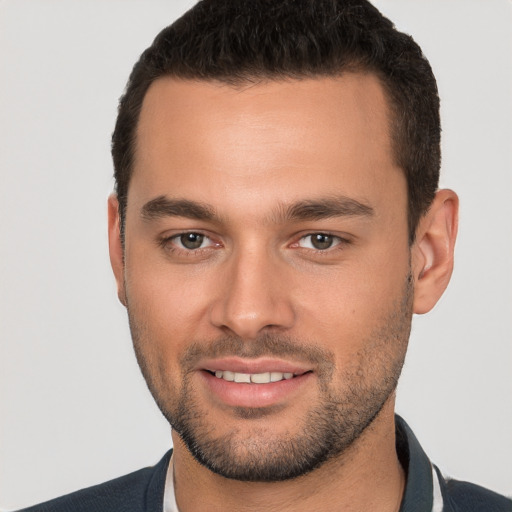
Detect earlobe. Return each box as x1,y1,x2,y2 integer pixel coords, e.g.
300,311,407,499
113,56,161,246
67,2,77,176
107,194,127,307
412,189,459,314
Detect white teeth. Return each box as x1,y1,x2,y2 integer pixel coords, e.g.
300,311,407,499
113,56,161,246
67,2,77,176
234,373,251,383
222,370,235,381
270,371,284,382
212,370,296,384
250,372,271,384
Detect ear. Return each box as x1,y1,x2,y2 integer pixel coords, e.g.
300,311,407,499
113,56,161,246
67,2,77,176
108,194,127,307
412,189,459,314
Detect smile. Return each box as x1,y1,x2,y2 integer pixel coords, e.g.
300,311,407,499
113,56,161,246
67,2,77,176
200,365,314,408
209,370,296,384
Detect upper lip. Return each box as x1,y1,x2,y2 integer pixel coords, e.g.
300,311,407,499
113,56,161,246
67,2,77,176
198,357,312,375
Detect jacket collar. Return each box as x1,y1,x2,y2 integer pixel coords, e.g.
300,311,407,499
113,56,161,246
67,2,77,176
396,415,437,512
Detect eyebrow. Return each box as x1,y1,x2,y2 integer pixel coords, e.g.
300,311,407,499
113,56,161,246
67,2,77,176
140,195,374,224
272,196,374,223
141,196,216,221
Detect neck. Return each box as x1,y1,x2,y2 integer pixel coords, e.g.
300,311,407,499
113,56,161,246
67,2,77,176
172,399,405,512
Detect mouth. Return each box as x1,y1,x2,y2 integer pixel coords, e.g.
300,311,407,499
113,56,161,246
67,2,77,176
197,359,315,408
205,369,309,384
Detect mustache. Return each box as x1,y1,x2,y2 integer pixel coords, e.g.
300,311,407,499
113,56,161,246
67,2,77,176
180,332,335,376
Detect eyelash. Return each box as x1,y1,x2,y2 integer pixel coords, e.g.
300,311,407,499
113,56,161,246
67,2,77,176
158,231,351,257
158,232,219,255
295,233,349,252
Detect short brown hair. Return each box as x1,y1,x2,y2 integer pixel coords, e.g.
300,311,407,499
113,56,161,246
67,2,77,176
112,0,440,243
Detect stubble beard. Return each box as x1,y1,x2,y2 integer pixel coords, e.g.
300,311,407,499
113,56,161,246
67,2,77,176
128,274,413,482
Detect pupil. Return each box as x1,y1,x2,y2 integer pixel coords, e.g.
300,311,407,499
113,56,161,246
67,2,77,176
312,234,333,250
181,233,204,249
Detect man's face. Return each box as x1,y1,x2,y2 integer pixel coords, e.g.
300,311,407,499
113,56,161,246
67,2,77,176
114,75,413,481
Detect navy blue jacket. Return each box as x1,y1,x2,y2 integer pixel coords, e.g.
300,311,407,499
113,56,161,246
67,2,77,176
17,417,511,511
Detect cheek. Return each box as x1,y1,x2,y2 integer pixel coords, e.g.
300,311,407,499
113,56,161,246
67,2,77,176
292,254,411,355
123,264,204,381
296,263,405,322
125,280,192,408
126,252,212,325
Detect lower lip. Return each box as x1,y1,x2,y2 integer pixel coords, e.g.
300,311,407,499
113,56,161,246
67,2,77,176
199,371,314,408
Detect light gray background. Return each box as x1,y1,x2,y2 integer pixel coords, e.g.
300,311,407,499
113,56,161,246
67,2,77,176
1,0,511,509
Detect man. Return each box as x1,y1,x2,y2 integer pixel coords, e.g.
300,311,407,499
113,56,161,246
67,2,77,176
16,0,511,511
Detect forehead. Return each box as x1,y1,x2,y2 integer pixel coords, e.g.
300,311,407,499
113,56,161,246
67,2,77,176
130,74,404,220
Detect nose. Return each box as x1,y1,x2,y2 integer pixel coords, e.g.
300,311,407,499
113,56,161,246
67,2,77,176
209,246,296,339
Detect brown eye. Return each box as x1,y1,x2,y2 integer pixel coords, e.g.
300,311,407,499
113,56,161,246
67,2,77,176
178,233,205,249
298,233,339,250
310,234,334,250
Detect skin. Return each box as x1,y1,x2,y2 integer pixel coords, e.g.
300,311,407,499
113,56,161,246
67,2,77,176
108,74,458,511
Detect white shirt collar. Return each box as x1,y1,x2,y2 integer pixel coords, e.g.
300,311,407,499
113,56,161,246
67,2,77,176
163,455,180,512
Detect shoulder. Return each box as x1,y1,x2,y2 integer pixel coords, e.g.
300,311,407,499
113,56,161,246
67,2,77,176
437,469,512,512
16,451,171,512
18,467,153,512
